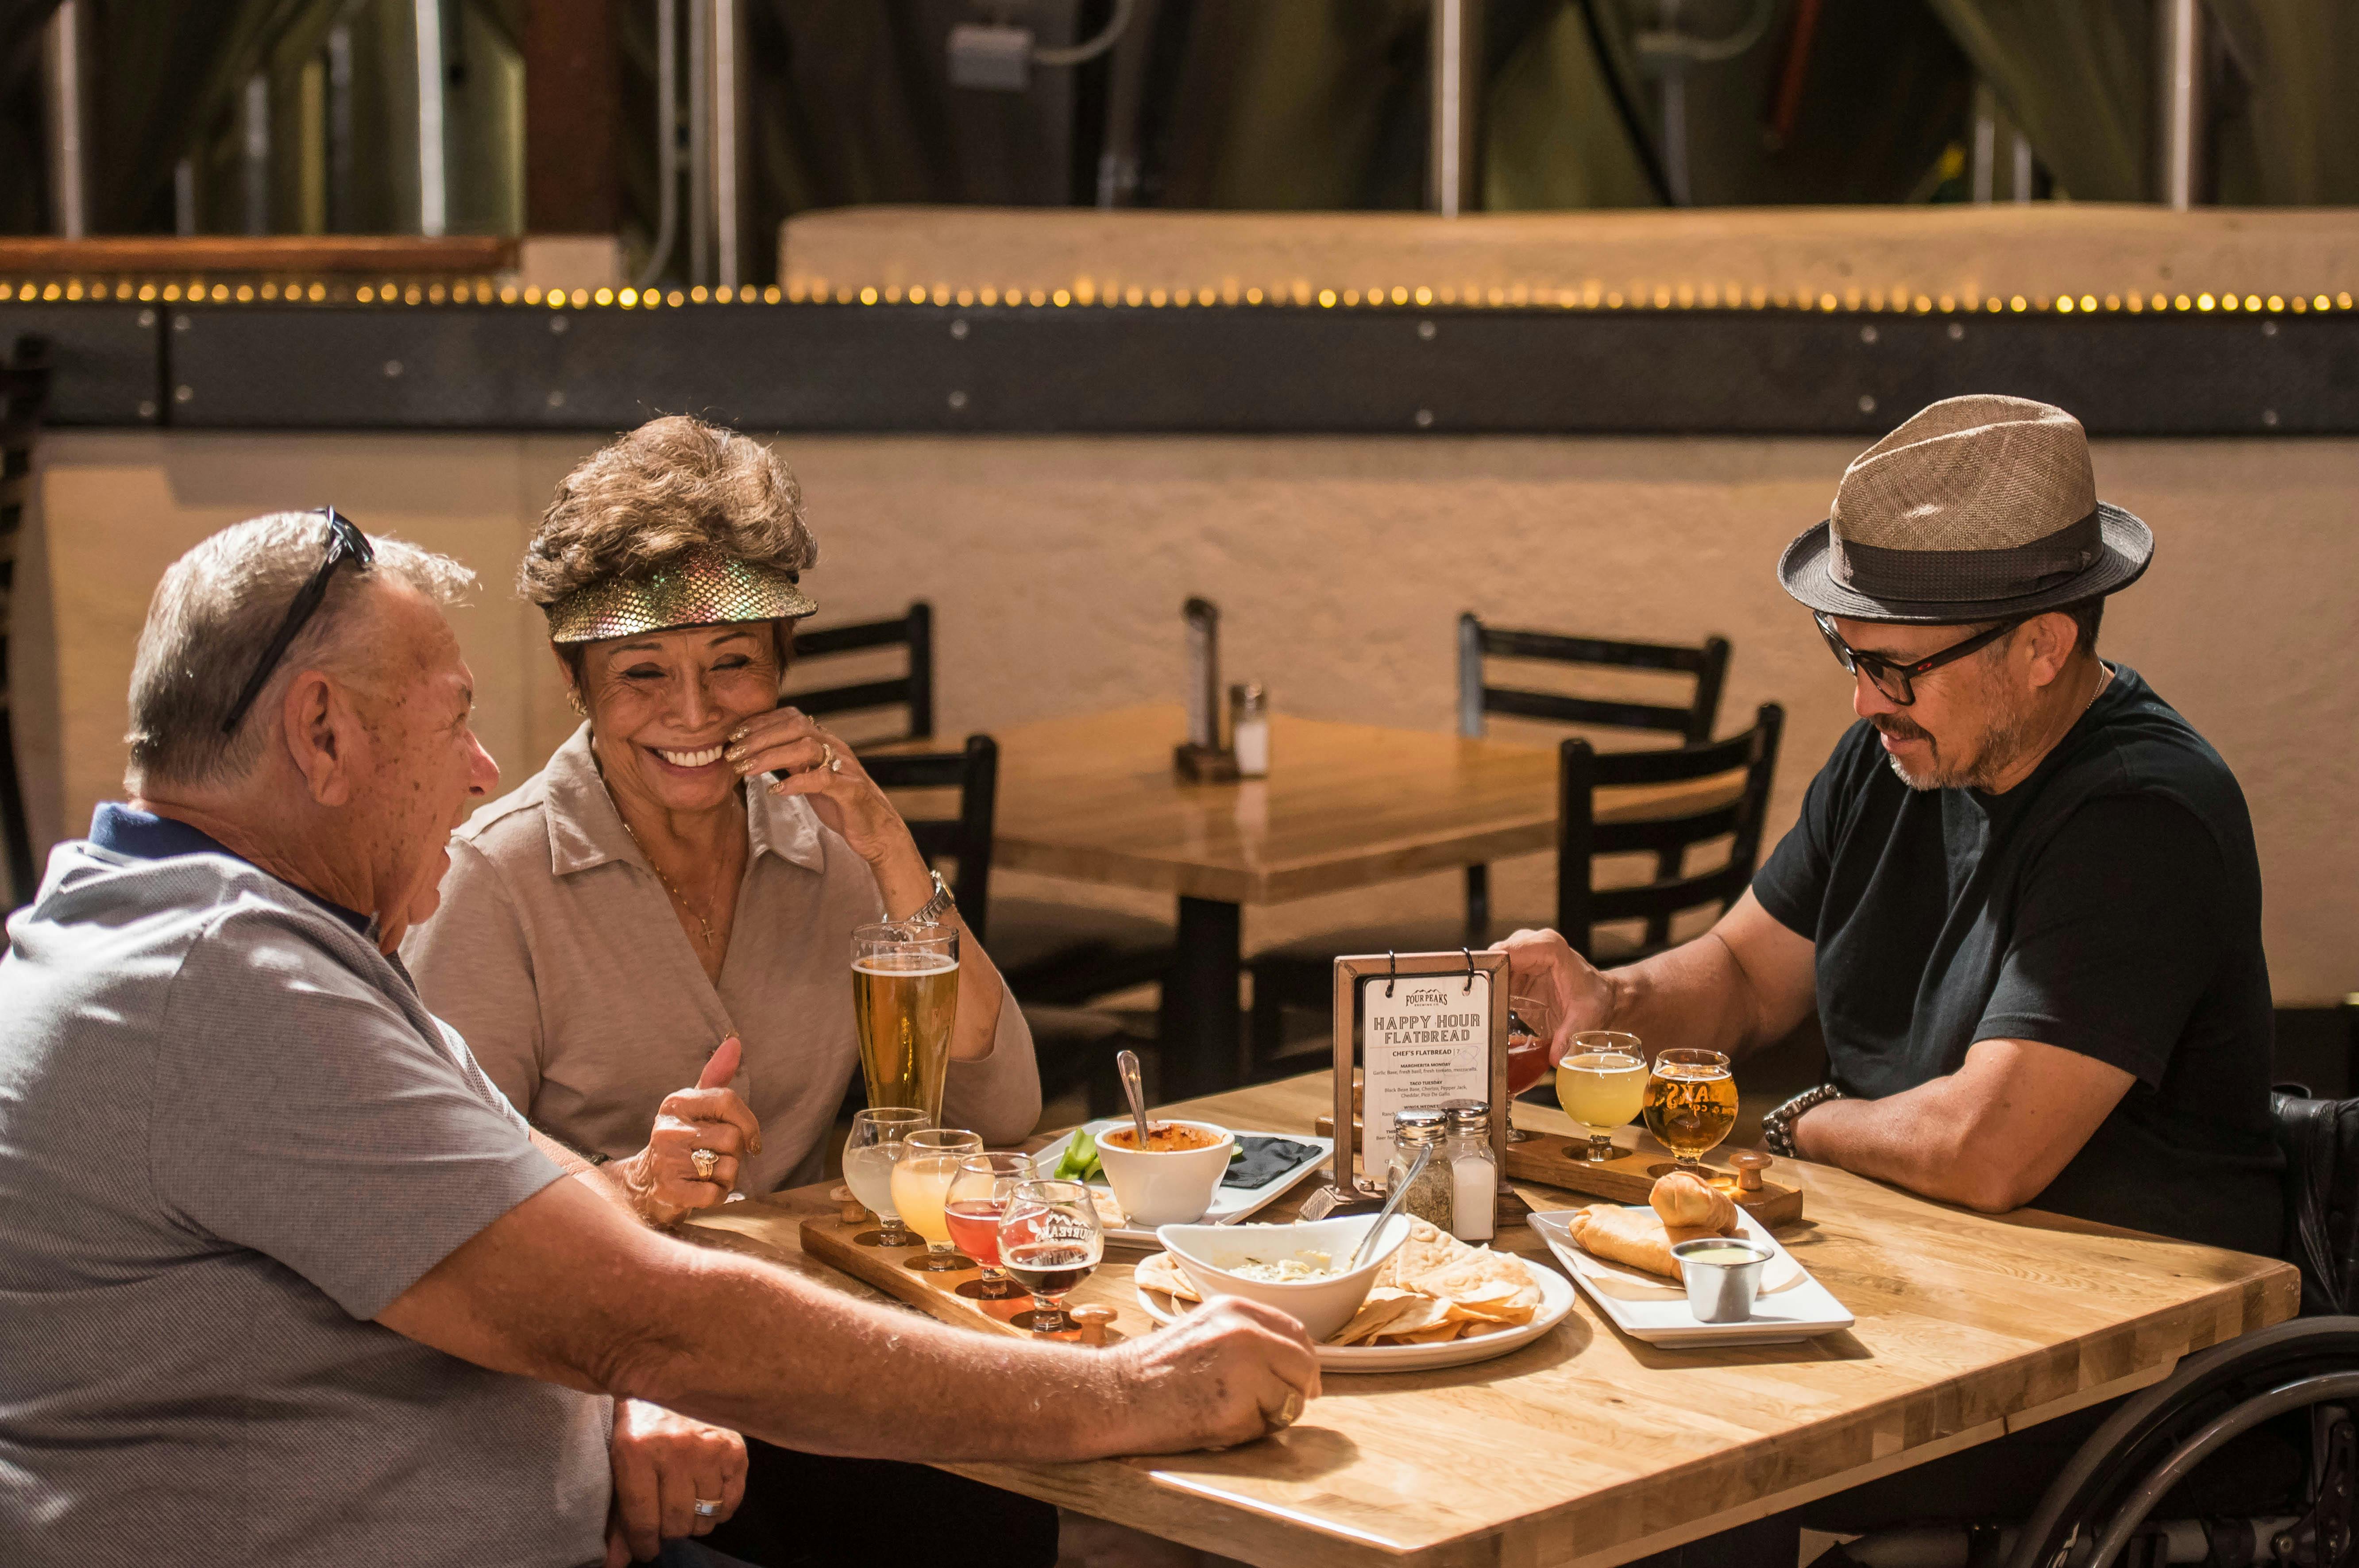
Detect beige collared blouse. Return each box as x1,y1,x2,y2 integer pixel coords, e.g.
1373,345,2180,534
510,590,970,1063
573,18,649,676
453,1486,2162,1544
401,724,1040,1193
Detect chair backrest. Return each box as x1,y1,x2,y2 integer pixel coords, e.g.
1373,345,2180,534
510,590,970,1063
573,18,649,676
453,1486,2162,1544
786,601,934,742
1,336,53,909
863,733,997,945
1459,612,1729,744
1555,703,1785,957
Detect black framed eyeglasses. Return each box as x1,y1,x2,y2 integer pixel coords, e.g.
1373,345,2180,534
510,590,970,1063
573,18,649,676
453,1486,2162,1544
220,507,375,734
1813,611,2023,707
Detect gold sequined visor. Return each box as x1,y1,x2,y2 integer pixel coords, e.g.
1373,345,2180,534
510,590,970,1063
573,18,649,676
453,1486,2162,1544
544,546,818,643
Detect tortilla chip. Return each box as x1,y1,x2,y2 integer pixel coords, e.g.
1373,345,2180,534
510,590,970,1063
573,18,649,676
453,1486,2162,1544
1386,1320,1467,1344
1091,1190,1128,1229
1378,1219,1474,1287
1331,1287,1428,1346
1135,1251,1200,1302
1414,1252,1543,1324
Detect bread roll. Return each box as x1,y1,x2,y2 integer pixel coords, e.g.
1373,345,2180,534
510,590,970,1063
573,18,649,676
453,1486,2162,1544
1649,1170,1739,1236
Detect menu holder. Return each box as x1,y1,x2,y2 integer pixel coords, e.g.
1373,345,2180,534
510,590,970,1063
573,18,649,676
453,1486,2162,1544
798,1210,1138,1347
1313,1106,1805,1226
1322,950,1510,1204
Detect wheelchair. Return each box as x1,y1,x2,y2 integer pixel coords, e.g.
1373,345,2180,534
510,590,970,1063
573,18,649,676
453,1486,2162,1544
1834,1087,2359,1568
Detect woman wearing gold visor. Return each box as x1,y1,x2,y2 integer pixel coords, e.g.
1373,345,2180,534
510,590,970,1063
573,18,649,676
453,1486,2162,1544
403,415,1050,1566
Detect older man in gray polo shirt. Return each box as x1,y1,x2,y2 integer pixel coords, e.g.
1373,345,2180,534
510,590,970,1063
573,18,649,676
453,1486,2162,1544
0,512,1316,1568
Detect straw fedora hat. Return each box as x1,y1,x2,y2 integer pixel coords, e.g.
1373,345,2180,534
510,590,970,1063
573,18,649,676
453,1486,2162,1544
1778,394,2153,624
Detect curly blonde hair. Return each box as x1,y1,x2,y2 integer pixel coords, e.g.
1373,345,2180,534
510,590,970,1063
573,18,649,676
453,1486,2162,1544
521,415,818,611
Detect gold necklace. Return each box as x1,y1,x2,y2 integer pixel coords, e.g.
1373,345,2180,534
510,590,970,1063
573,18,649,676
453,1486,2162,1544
617,813,722,954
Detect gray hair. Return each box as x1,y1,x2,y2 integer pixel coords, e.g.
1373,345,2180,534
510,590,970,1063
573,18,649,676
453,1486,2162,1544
125,512,475,790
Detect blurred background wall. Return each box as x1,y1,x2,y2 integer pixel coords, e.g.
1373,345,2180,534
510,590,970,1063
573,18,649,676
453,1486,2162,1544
20,425,2355,1001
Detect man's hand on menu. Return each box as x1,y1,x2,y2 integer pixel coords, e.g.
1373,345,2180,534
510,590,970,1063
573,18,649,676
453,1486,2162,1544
604,1398,748,1564
614,1035,763,1225
1492,928,1614,1063
1113,1297,1322,1452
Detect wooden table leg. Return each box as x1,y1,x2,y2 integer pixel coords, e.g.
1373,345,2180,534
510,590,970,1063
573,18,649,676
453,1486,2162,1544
1159,895,1242,1100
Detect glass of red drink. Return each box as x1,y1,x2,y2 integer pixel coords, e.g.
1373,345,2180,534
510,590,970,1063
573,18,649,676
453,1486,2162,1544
998,1178,1104,1334
1504,991,1556,1143
945,1151,1036,1301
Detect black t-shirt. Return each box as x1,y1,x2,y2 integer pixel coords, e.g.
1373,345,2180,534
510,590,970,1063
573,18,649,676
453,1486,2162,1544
1752,663,2282,1255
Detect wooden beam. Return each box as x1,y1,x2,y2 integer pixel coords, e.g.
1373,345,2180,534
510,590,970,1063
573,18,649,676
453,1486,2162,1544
524,0,620,234
0,236,518,276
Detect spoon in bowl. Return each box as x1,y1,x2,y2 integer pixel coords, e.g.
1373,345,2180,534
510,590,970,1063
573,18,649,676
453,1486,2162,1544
1116,1048,1155,1152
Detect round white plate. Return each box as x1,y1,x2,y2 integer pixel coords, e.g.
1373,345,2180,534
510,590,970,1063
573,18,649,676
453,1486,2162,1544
1135,1256,1576,1373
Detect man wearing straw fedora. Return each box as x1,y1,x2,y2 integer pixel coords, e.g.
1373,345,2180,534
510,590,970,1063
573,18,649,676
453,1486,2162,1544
1507,393,2278,1253
1503,394,2282,1548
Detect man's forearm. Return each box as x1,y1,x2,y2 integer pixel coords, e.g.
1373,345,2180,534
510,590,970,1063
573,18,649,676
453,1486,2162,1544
1789,1085,1990,1206
1601,933,1783,1062
597,1237,1131,1462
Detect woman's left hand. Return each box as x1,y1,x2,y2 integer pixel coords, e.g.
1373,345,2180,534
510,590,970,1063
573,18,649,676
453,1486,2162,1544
724,707,917,870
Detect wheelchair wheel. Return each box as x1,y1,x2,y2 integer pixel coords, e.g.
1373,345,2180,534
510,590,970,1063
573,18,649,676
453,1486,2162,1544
2008,1319,2359,1568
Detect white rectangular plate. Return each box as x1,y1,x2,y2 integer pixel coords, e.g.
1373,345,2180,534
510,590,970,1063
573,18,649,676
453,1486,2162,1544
1530,1205,1855,1347
1033,1120,1332,1247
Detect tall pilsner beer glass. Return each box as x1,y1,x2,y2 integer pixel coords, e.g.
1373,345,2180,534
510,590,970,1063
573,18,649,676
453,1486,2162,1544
851,922,960,1125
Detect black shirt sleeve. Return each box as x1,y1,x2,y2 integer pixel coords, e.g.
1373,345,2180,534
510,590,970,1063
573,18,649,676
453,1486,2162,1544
1973,792,2226,1087
1750,730,1855,940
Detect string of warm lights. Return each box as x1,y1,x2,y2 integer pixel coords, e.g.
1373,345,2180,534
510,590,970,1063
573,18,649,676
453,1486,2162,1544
0,275,2351,315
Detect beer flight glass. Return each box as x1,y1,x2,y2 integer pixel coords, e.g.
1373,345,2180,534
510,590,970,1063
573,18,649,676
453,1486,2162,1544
842,1106,930,1248
891,1128,985,1271
851,921,960,1126
1555,1031,1648,1163
1502,991,1556,1143
945,1152,1037,1301
1642,1047,1737,1179
998,1178,1103,1334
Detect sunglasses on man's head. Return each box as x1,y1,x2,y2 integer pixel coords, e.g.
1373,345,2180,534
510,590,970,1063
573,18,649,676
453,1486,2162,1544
1812,611,2023,707
220,507,375,734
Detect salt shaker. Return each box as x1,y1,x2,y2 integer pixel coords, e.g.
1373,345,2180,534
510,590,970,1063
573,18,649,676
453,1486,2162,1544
1384,1108,1453,1230
1230,683,1270,777
1439,1099,1498,1242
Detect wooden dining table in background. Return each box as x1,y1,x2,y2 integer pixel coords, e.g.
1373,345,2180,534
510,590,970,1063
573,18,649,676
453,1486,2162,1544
689,1071,2299,1568
975,703,1748,1098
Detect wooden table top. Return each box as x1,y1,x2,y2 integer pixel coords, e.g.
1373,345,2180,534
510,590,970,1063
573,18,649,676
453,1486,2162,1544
689,1072,2298,1568
975,704,1745,905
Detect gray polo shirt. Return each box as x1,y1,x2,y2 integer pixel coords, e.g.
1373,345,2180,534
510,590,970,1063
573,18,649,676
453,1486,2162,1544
0,822,610,1567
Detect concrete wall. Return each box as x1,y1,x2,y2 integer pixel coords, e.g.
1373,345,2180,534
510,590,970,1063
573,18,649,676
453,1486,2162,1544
20,429,2358,1000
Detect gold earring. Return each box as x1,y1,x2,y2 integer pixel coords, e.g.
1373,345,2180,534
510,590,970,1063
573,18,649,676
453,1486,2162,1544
565,689,588,717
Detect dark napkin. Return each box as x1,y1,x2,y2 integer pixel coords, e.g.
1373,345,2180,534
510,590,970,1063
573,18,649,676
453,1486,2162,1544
1221,1135,1324,1190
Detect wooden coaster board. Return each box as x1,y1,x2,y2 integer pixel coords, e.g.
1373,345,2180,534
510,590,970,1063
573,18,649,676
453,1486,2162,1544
798,1211,1161,1347
1313,1115,1804,1227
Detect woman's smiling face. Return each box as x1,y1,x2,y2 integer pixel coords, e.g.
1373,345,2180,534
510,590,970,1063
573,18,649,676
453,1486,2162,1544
571,622,784,815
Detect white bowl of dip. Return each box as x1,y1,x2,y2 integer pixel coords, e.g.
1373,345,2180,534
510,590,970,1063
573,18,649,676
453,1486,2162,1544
1155,1213,1414,1342
1096,1119,1236,1227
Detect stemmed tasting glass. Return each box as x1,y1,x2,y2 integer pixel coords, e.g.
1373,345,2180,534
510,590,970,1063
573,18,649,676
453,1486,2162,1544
850,922,961,1127
891,1127,985,1272
1502,991,1556,1144
1642,1048,1737,1180
1554,1032,1648,1163
945,1152,1037,1302
841,1106,930,1248
997,1178,1104,1334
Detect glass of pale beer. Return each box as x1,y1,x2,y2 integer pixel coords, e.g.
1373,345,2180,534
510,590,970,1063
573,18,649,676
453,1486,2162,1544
891,1127,984,1272
852,921,960,1126
1555,1031,1647,1163
1643,1048,1737,1179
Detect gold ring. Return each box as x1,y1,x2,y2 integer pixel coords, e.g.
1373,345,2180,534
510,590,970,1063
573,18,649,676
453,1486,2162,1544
690,1147,720,1182
819,741,835,771
1264,1390,1304,1433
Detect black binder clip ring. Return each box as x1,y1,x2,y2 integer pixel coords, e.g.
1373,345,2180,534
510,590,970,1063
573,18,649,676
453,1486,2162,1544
1461,947,1476,991
1385,950,1398,997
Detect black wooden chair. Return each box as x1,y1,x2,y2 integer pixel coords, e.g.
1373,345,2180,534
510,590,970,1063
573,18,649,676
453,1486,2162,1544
864,733,998,942
1243,704,1783,1081
1457,613,1730,943
1553,704,1784,960
2,336,53,912
787,601,935,742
